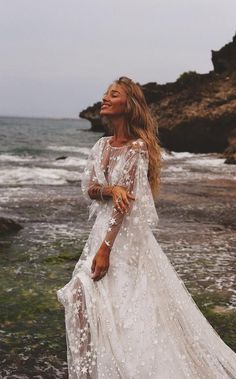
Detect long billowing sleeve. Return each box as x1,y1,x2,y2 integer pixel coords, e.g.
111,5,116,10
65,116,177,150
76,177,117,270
81,141,100,204
103,140,149,250
81,139,108,220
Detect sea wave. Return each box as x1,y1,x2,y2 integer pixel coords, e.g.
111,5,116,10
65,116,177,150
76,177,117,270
0,154,35,162
162,151,205,160
162,150,227,165
0,167,81,186
189,157,226,167
0,153,87,168
46,145,91,154
52,157,87,167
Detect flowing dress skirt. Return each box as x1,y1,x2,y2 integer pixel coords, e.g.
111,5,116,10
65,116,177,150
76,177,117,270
57,204,236,379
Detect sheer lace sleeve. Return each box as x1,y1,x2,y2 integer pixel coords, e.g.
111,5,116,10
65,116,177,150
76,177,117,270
81,141,101,204
103,139,149,250
81,139,109,223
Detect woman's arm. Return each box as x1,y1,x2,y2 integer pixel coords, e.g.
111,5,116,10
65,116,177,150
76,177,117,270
91,140,149,281
102,141,148,249
91,185,135,281
87,183,115,201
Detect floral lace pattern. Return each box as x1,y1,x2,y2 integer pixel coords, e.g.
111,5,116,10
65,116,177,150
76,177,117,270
57,137,236,378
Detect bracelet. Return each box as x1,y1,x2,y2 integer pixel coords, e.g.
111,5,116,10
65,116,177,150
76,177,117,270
100,185,104,201
99,185,115,201
104,239,111,249
110,185,115,195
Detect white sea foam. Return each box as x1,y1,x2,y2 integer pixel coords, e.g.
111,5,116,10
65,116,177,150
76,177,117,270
163,166,235,181
162,151,227,164
0,153,87,168
52,157,87,167
0,154,33,162
47,145,91,155
162,151,199,160
162,151,235,173
164,165,185,173
0,167,81,186
162,152,236,181
189,157,226,167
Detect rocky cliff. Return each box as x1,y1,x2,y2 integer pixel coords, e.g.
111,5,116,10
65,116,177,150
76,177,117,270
79,34,236,162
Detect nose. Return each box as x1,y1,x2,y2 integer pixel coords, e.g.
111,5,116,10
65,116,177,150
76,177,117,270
102,93,111,105
102,93,108,102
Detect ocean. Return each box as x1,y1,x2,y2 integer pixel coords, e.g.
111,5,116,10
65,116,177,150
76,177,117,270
1,116,235,218
0,116,235,378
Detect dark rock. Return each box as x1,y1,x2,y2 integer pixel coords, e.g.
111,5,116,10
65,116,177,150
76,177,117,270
56,156,68,160
0,217,23,235
212,33,236,73
80,102,104,132
79,34,236,156
223,129,236,164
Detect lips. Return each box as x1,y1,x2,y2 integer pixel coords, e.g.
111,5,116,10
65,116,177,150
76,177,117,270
101,103,111,108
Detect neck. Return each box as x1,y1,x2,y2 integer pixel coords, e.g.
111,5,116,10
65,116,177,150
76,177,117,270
109,116,130,141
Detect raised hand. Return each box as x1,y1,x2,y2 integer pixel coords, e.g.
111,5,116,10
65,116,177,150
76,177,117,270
111,185,135,213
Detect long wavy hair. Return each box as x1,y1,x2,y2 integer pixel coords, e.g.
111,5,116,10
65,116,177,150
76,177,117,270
105,76,162,200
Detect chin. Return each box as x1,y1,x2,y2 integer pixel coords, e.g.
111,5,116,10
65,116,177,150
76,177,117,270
100,110,111,116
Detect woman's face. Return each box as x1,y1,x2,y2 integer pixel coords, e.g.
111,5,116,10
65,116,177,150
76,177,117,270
100,83,127,117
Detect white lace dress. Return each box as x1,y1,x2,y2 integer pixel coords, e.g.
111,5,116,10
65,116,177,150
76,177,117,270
57,136,236,379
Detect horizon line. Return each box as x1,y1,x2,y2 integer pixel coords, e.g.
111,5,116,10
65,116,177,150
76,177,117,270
0,114,88,121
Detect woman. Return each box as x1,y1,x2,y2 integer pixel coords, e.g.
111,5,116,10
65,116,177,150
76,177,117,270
57,76,236,378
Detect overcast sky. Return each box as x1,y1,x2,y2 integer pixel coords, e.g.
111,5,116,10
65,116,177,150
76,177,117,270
0,0,235,118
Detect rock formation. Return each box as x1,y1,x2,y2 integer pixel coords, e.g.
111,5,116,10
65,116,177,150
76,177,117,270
212,33,236,73
0,217,23,235
79,34,236,163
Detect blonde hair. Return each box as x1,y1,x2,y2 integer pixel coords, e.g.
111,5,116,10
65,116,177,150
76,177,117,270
112,76,162,200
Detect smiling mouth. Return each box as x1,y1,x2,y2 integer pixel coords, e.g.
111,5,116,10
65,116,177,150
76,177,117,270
101,103,111,108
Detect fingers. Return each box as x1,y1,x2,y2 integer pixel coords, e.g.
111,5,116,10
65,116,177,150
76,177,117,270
91,267,107,281
115,198,126,213
114,197,135,213
120,196,129,213
112,187,136,213
127,193,135,200
93,272,106,281
91,258,108,281
123,193,132,208
91,266,100,280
